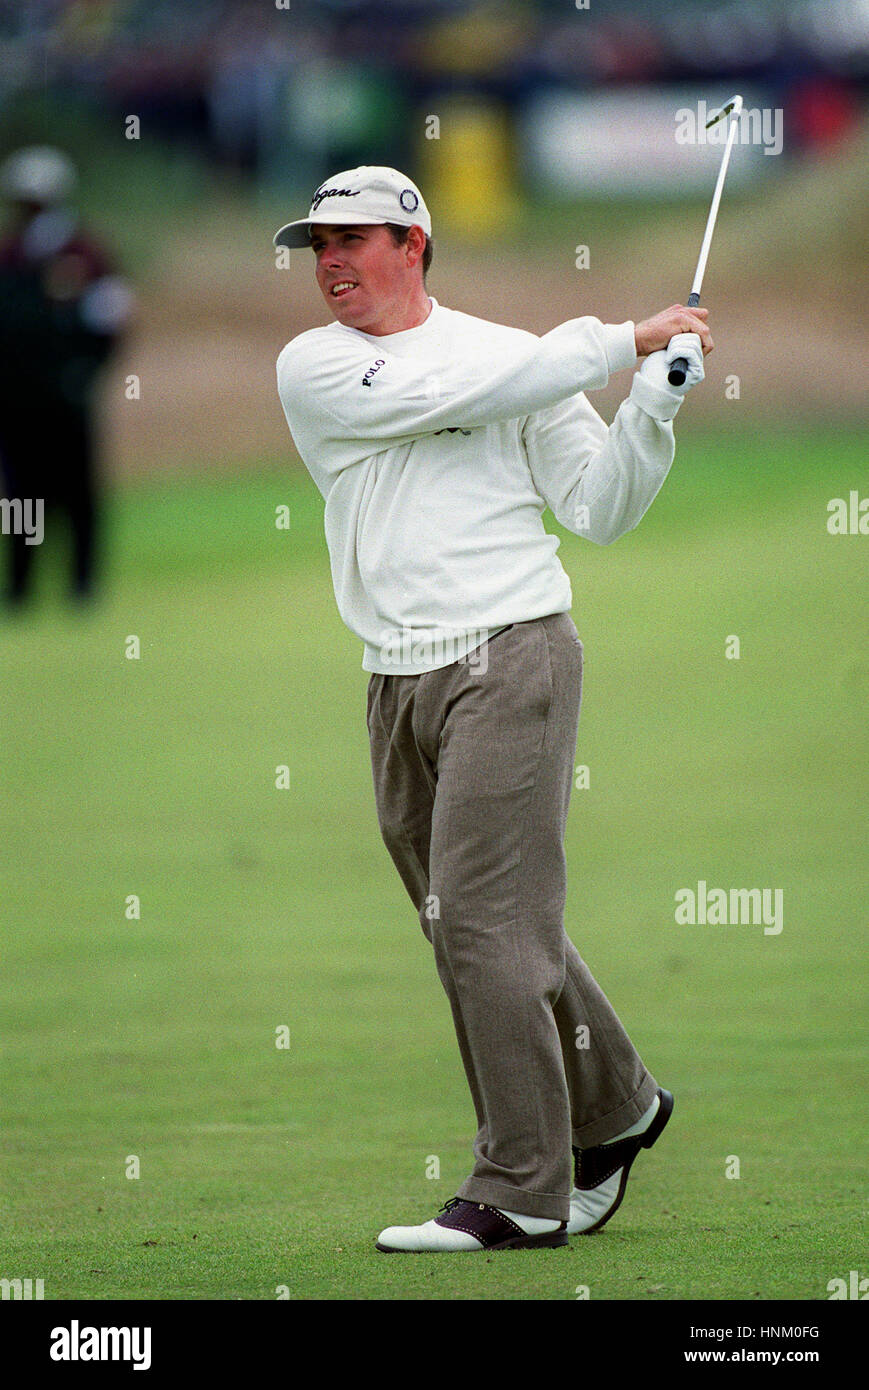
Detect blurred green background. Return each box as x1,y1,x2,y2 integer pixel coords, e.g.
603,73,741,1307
0,0,866,1301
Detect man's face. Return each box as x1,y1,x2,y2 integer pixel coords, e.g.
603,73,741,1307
310,223,422,334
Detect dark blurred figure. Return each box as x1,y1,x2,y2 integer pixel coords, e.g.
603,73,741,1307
0,147,133,606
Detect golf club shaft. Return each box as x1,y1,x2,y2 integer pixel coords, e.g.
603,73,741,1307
690,110,741,298
668,106,741,386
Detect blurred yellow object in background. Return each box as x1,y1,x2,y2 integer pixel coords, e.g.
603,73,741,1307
419,97,520,238
416,1,531,78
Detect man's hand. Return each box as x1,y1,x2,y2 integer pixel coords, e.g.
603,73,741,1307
635,305,713,358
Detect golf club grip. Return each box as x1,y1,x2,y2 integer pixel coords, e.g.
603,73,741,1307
668,291,702,385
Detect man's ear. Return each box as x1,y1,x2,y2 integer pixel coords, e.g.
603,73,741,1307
404,225,426,269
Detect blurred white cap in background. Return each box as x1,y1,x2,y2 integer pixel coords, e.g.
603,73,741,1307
1,146,77,205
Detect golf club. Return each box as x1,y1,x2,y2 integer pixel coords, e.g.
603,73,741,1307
668,94,743,385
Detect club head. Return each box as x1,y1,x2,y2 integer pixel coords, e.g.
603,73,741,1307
705,94,744,129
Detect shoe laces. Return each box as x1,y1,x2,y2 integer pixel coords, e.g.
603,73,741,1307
438,1197,465,1215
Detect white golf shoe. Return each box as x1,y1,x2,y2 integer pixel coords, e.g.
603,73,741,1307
568,1087,674,1235
376,1198,568,1252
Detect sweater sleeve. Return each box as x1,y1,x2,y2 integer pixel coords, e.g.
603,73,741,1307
522,387,676,546
277,316,636,474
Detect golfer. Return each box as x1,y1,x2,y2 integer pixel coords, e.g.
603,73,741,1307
274,166,711,1253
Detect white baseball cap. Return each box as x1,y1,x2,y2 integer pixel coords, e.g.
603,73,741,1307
1,146,76,205
273,165,431,249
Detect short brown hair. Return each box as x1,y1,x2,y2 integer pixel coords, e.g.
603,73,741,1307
385,223,433,280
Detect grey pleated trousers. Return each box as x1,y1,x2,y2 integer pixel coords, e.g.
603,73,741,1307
367,612,658,1220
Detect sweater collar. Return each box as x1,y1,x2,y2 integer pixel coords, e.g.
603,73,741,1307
347,297,442,348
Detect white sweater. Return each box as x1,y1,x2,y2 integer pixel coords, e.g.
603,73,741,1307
276,297,677,674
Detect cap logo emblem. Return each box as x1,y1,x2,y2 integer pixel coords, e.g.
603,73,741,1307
399,189,419,213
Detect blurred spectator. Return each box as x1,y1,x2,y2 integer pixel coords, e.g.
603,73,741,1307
789,76,862,150
206,1,290,175
0,146,133,605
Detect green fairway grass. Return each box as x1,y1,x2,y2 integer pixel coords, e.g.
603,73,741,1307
1,427,865,1300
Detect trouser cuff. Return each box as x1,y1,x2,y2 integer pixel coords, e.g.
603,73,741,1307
571,1075,660,1149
